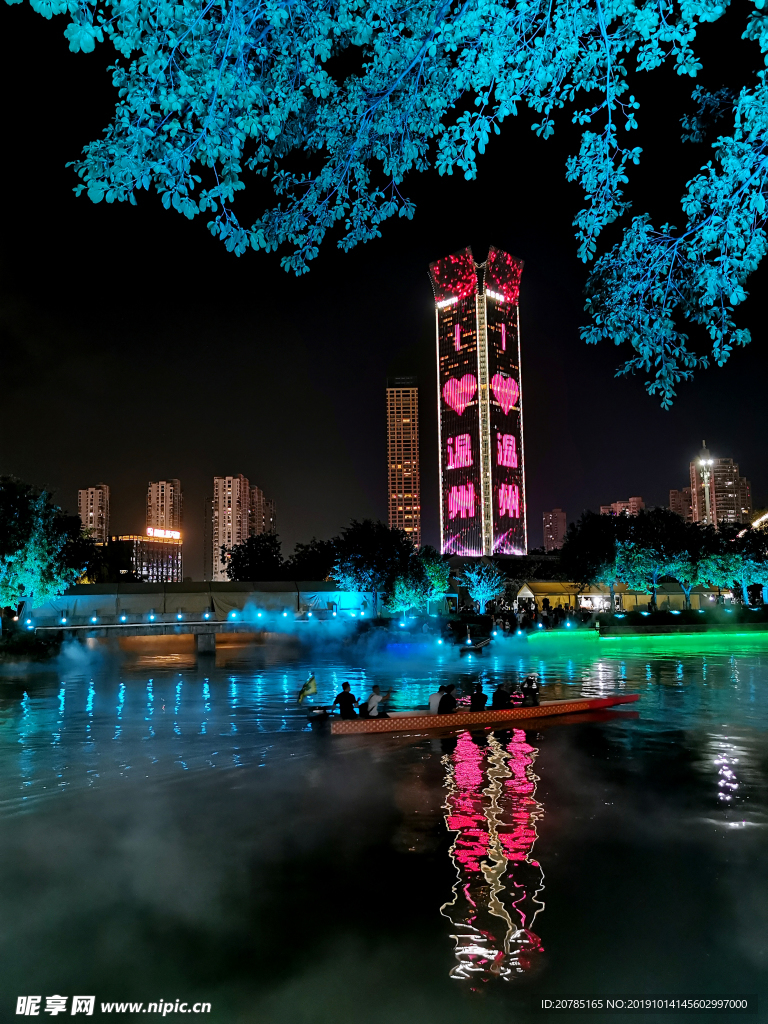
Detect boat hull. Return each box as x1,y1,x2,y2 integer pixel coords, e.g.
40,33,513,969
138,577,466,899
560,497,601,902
330,694,640,735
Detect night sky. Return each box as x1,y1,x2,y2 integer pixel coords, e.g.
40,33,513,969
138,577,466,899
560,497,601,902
2,5,765,579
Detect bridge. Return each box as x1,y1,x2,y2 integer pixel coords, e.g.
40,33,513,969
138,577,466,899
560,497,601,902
13,581,374,650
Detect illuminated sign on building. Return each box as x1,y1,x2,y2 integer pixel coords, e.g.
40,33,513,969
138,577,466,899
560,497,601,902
429,245,527,555
147,527,181,540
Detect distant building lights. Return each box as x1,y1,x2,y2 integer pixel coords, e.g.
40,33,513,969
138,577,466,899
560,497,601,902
146,527,181,540
436,296,459,309
485,288,505,302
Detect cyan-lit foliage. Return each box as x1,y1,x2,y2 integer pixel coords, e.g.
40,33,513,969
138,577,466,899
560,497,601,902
457,561,506,613
0,478,82,606
9,0,768,401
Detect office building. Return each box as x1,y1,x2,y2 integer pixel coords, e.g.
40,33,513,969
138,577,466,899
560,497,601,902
117,532,183,582
146,479,183,533
689,441,752,526
249,485,277,538
600,496,645,516
543,509,567,552
386,376,421,546
77,484,110,543
669,487,693,521
429,245,526,555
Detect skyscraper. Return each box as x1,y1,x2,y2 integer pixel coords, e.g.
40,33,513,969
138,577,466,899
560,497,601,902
77,484,110,543
542,509,567,552
212,474,250,581
386,376,421,546
146,479,183,532
689,442,752,526
117,533,183,582
429,246,526,556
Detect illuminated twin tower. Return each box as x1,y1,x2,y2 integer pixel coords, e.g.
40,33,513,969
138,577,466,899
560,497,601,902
429,245,527,556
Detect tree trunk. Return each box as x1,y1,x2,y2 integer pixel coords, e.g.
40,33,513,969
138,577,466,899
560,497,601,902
609,582,615,613
682,585,692,611
763,584,768,606
742,580,749,606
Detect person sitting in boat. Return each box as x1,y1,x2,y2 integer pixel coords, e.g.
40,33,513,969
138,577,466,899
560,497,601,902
470,683,487,712
438,684,458,714
491,683,512,710
332,682,359,719
364,684,392,718
520,674,541,707
428,685,446,715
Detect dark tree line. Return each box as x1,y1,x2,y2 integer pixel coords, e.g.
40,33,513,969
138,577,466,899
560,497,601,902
560,508,768,610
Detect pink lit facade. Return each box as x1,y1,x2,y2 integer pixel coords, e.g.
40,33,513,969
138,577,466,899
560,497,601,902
430,246,527,555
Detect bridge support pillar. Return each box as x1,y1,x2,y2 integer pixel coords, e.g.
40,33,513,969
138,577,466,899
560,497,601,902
196,633,216,653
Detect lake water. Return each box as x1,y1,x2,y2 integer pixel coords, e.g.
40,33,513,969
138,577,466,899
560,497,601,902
1,632,766,1022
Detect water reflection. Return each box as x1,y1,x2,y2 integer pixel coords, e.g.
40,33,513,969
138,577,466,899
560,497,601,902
441,728,544,982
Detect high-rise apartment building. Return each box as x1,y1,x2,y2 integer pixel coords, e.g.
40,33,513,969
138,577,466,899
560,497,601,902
543,509,567,552
212,474,250,581
146,479,183,533
386,377,421,546
77,484,110,543
430,245,526,555
689,441,752,526
249,485,277,538
669,487,693,521
211,475,276,580
600,496,645,516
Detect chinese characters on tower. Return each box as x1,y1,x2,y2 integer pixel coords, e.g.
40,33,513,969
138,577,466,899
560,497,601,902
429,246,527,555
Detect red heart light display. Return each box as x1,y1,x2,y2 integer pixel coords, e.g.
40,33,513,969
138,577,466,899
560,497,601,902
491,373,519,414
442,375,477,415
